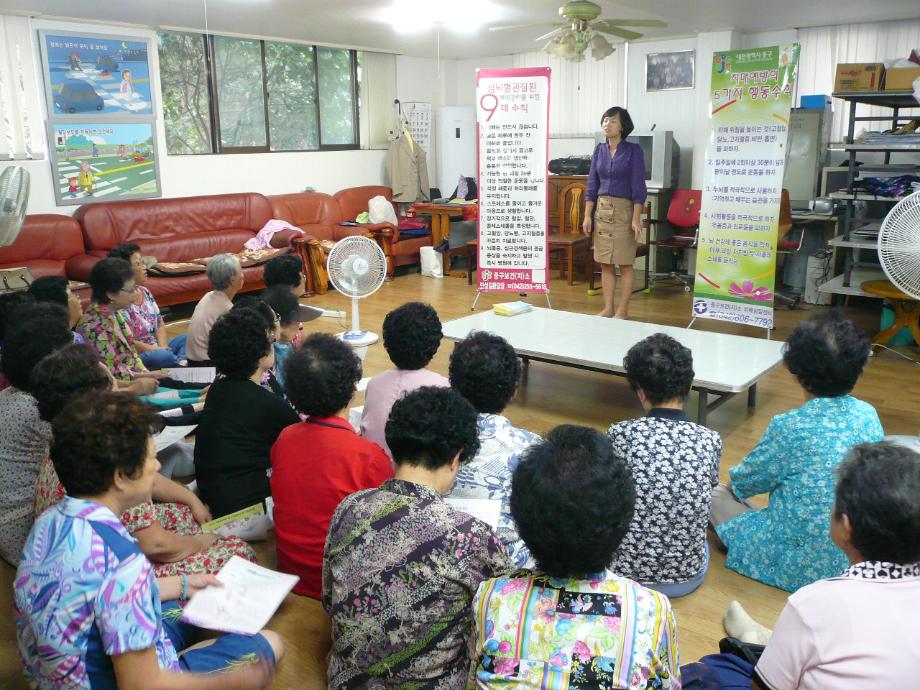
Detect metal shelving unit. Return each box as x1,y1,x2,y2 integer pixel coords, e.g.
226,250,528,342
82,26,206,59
820,91,920,298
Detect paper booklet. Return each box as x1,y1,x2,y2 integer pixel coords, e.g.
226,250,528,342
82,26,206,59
444,497,502,531
493,301,533,316
179,556,298,635
167,367,217,384
201,503,273,542
152,424,197,453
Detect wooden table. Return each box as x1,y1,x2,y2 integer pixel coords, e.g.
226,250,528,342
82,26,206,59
861,279,920,345
411,203,468,275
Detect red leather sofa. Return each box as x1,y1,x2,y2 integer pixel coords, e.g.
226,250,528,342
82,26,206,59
66,193,276,307
0,214,85,280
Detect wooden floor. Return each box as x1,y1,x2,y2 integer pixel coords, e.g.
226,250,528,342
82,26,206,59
2,269,917,688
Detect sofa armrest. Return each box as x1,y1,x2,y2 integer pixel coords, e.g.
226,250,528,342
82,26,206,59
364,226,396,280
291,236,327,295
65,254,102,282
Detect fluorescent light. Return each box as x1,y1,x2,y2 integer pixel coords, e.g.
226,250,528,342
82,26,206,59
385,0,498,33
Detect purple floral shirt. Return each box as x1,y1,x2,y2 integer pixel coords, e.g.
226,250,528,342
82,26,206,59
76,301,145,380
123,285,163,346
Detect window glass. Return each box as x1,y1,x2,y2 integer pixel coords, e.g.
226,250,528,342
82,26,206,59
157,32,213,154
316,48,356,146
266,42,318,151
213,36,267,149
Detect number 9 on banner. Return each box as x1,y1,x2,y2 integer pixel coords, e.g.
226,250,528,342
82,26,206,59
479,93,499,122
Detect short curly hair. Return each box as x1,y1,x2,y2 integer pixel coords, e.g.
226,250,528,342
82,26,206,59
107,242,141,262
511,424,636,578
89,257,133,304
449,331,520,414
263,254,304,289
382,302,443,370
261,285,300,326
27,276,70,307
1,303,72,390
208,307,272,379
834,442,920,564
31,343,112,422
52,391,163,497
283,333,361,416
0,292,34,342
385,386,480,469
783,312,870,397
623,333,694,405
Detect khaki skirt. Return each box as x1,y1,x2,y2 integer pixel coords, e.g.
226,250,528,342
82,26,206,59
593,195,636,265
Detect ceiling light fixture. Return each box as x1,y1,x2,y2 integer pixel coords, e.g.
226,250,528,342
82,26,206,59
386,0,497,33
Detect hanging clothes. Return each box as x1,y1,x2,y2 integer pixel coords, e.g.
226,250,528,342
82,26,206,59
386,132,430,203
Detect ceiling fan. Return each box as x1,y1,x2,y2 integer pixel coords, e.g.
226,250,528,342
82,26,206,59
490,1,667,62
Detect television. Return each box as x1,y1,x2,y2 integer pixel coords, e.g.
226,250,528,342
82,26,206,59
595,129,679,189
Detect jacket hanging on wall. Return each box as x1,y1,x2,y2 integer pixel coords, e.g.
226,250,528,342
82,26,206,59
386,131,431,203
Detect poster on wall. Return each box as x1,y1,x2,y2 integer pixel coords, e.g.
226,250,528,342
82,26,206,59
48,122,161,205
39,31,154,117
475,67,551,295
691,44,800,330
403,101,432,152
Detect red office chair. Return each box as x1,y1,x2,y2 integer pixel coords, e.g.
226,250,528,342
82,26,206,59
648,189,701,292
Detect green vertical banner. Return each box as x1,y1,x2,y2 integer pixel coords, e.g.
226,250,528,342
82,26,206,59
691,44,800,329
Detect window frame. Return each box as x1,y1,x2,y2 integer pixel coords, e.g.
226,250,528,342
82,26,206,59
160,31,360,155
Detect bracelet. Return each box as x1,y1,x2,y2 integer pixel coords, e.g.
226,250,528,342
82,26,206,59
181,574,188,601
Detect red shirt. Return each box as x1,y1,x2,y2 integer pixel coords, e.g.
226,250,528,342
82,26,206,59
270,415,393,598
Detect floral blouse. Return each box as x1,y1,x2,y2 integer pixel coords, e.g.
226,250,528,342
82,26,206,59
123,285,163,346
323,478,512,689
76,301,145,380
469,570,681,689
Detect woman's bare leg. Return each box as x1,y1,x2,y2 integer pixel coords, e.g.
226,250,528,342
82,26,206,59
614,265,635,319
596,263,617,317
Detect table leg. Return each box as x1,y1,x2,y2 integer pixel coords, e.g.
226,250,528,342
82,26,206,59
436,214,451,276
747,384,757,408
697,389,708,425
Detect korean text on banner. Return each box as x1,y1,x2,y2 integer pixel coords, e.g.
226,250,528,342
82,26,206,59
692,45,800,329
475,68,551,294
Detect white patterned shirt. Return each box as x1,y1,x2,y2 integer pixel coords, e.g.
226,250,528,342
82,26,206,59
448,413,540,569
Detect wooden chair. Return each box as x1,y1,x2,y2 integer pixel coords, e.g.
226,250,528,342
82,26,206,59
548,182,590,285
586,201,652,293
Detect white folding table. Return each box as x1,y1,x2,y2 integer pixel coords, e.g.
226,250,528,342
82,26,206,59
442,308,786,424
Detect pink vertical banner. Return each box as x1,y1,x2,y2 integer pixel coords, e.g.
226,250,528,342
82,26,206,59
475,67,551,294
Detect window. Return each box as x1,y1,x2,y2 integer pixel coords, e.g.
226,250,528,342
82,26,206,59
157,32,212,155
158,31,359,154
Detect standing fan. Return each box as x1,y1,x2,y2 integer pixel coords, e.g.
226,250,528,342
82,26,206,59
326,236,387,346
0,166,30,247
878,190,920,299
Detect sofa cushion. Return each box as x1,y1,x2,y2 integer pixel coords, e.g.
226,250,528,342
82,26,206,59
0,215,84,278
334,186,393,223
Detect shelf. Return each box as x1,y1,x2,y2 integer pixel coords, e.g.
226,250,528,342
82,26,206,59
828,191,908,202
841,142,920,151
818,267,887,297
828,234,878,249
832,91,920,108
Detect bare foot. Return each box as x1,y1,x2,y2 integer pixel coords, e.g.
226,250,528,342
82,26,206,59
613,313,628,320
595,310,615,318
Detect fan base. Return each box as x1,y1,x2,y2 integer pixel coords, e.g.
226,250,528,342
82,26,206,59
338,331,379,347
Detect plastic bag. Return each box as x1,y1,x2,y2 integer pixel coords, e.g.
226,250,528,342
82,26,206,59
368,196,398,225
420,246,443,278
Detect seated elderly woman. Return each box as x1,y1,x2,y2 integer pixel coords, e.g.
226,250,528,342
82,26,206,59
697,441,920,689
31,343,256,576
263,253,307,297
15,391,283,689
323,386,510,687
468,425,681,689
27,275,85,342
194,307,299,517
0,303,73,564
447,331,540,568
108,242,186,369
185,253,244,366
608,333,722,597
711,312,884,592
0,291,34,390
271,333,392,598
260,285,321,391
360,302,449,457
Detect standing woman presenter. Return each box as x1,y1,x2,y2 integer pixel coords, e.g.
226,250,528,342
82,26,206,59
583,107,647,318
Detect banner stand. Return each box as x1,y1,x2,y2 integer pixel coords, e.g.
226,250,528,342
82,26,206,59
687,315,771,339
470,290,552,312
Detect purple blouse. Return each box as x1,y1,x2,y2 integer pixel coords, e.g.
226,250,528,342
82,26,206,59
586,139,647,204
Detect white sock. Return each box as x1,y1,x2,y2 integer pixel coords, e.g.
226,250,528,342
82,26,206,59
724,600,773,645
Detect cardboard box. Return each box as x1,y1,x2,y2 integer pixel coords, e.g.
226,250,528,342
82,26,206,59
884,66,920,91
834,63,885,92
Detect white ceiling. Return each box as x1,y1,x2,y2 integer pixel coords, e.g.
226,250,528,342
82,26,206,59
2,0,919,59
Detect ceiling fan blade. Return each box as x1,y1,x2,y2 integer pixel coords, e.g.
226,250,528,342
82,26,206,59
595,25,644,41
596,18,668,28
489,22,558,33
535,26,566,42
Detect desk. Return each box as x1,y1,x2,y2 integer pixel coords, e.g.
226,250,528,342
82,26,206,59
442,308,785,424
411,203,467,275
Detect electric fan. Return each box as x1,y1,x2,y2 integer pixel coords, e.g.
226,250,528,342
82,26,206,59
326,236,387,347
878,190,920,300
0,166,30,248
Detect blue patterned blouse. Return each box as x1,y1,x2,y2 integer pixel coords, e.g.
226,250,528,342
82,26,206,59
716,395,883,592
